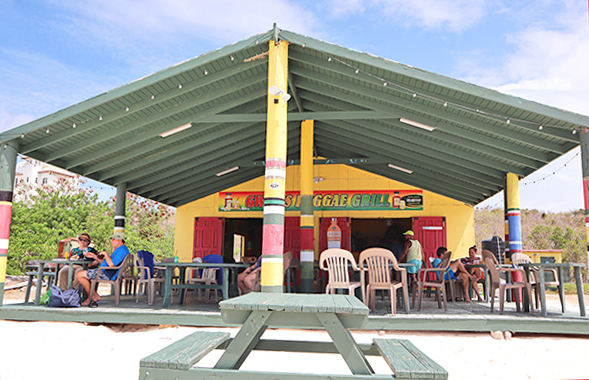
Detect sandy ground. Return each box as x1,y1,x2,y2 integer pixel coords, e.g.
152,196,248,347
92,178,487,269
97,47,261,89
0,320,588,380
2,280,589,379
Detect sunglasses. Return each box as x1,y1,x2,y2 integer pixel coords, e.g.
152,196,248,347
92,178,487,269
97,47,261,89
79,238,90,243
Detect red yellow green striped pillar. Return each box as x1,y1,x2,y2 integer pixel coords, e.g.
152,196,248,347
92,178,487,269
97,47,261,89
503,179,509,264
299,120,314,293
261,38,289,293
580,127,589,270
505,173,522,260
0,140,18,305
115,183,126,235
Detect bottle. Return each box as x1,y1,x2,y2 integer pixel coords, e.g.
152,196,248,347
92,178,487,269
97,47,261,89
224,193,233,209
174,256,178,263
327,218,342,249
393,191,400,208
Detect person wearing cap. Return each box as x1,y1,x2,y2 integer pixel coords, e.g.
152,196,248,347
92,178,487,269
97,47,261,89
57,233,100,290
76,231,130,307
399,230,423,289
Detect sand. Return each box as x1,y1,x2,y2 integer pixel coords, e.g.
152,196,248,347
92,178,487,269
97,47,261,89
0,319,588,380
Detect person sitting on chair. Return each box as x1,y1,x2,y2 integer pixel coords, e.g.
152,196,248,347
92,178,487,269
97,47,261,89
444,251,481,302
461,245,485,301
76,231,130,307
58,233,100,290
237,256,262,294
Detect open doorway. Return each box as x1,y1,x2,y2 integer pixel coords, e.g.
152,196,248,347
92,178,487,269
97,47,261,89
223,218,262,263
350,218,412,260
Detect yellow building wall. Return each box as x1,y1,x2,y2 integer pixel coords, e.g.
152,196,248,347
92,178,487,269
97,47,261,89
174,165,475,261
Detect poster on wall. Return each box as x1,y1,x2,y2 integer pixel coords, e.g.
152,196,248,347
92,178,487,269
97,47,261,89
218,190,423,212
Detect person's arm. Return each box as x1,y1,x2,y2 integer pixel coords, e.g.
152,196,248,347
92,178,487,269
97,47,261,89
399,240,411,261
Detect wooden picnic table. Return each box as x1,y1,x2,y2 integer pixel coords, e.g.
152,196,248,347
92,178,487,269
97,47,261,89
157,262,250,308
518,262,586,317
139,293,447,379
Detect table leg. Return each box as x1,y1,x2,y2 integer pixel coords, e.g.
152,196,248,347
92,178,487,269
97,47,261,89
574,267,586,317
221,268,229,300
522,267,531,313
178,267,187,305
34,262,45,306
538,267,547,317
557,267,566,313
215,310,271,370
318,312,373,375
162,267,173,308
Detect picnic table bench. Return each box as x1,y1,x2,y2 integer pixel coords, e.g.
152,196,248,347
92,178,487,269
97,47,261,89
139,293,447,379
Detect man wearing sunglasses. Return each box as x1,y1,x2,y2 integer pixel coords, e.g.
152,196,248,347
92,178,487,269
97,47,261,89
76,231,130,307
57,233,99,290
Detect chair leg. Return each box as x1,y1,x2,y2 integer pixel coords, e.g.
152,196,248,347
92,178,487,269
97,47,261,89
390,288,396,316
441,286,447,311
499,287,505,315
417,283,424,311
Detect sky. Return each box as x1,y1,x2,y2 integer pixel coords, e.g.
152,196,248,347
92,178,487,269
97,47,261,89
0,0,588,212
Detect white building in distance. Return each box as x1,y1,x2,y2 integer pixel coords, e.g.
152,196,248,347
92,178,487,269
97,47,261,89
15,156,80,189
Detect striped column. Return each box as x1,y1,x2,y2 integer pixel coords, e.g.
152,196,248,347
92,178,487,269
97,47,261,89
115,183,126,234
299,120,314,293
579,128,589,274
261,38,289,293
503,178,509,264
506,173,522,258
0,140,18,305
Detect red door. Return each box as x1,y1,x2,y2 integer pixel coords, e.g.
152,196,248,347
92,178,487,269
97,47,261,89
319,217,351,253
193,217,224,259
283,217,301,261
412,217,446,263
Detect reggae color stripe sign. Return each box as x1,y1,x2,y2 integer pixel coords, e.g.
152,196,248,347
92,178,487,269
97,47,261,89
219,190,423,212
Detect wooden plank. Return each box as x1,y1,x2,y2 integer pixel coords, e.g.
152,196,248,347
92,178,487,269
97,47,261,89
140,331,229,370
374,338,448,380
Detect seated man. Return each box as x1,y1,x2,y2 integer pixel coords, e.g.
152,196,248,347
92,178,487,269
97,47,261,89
58,233,100,290
445,254,481,302
75,231,130,307
237,256,261,294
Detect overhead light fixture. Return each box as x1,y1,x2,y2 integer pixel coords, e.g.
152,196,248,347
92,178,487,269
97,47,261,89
388,163,413,174
399,117,436,132
159,122,193,138
215,166,240,177
268,85,291,102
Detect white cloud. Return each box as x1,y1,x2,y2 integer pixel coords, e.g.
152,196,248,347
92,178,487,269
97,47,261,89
457,2,589,115
323,0,488,32
51,0,319,46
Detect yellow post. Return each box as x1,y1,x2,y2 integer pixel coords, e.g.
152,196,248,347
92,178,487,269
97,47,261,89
261,37,290,292
299,119,314,292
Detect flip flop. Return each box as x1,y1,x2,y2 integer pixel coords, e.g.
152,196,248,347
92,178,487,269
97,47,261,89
88,301,99,308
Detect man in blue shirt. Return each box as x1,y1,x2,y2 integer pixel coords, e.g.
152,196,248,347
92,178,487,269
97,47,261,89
76,231,130,307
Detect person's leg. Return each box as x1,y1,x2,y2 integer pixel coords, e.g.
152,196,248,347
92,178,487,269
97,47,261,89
457,272,471,302
72,266,84,289
243,269,260,293
237,271,249,294
58,265,69,290
76,270,102,305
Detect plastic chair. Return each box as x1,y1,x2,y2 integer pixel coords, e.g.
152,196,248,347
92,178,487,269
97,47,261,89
186,256,220,302
135,253,165,305
359,247,409,315
319,248,361,296
88,254,132,306
414,250,453,311
511,252,561,311
482,250,534,315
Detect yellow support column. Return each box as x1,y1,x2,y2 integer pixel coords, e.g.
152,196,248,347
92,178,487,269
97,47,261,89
299,120,314,293
261,36,289,293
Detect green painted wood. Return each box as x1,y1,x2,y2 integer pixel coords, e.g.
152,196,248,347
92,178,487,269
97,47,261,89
140,331,229,370
139,367,397,380
281,30,589,127
214,310,270,370
318,312,373,375
374,338,448,380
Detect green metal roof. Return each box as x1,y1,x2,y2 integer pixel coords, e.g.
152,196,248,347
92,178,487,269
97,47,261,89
2,27,588,207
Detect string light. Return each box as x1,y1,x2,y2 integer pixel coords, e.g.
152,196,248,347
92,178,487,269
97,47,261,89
72,123,76,128
323,53,583,133
521,150,580,186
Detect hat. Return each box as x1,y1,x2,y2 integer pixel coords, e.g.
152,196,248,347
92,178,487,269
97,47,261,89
110,231,126,240
403,230,414,236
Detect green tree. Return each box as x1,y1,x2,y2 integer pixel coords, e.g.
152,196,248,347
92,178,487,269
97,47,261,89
8,179,111,274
